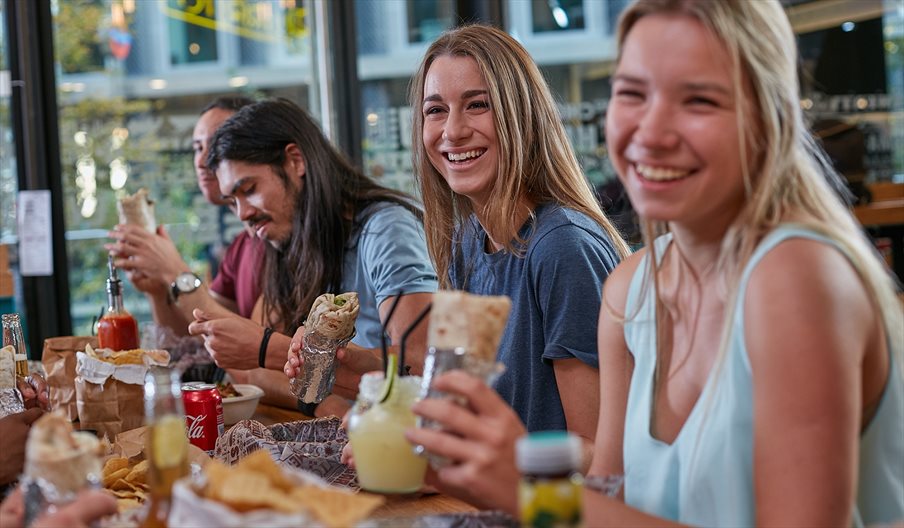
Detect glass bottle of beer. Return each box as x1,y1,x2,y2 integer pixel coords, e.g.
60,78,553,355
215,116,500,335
2,312,29,377
142,367,189,528
97,255,139,351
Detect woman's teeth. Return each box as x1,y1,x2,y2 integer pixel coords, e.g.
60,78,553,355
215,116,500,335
447,150,485,162
636,163,690,181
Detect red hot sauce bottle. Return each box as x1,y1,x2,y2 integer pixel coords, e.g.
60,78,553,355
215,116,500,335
97,255,139,351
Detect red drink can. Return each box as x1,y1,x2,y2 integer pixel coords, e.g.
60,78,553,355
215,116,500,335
181,383,225,456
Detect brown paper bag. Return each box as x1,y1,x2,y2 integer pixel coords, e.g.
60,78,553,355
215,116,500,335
42,336,97,421
75,376,144,440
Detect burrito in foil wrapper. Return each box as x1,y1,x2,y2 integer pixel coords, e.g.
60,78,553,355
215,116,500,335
0,344,24,418
306,292,360,341
417,291,510,468
290,293,360,404
116,188,156,232
25,411,102,500
427,290,511,362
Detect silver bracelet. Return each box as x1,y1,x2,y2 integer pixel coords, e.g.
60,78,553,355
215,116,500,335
583,474,625,497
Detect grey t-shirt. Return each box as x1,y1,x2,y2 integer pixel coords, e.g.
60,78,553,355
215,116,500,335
342,202,438,349
449,203,621,431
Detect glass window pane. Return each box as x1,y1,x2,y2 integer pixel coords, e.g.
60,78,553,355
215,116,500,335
407,0,455,44
532,0,585,33
0,1,20,320
52,0,321,335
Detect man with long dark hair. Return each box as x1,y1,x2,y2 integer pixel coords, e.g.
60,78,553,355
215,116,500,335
188,98,436,414
109,96,264,329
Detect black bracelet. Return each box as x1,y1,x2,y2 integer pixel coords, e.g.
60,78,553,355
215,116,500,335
297,399,319,417
258,327,274,369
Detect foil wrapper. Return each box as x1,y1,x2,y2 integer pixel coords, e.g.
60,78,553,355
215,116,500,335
415,347,505,468
0,388,24,418
288,330,354,404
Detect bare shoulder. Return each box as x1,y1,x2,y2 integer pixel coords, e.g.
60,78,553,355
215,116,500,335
746,237,870,310
602,247,649,318
744,237,876,365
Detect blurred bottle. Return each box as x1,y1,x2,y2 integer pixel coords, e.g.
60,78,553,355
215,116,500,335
2,312,29,377
142,367,190,528
97,255,139,351
517,431,583,527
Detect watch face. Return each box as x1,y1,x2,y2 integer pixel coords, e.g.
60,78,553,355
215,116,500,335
176,273,201,293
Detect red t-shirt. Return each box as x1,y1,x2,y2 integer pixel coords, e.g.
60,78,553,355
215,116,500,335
209,231,265,318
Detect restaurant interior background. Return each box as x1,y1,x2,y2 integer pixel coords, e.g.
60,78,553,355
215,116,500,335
0,0,901,359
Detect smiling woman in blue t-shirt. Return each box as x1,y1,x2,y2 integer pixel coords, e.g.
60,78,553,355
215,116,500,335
403,23,631,510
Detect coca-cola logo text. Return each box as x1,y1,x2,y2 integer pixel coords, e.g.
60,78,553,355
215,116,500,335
186,415,207,439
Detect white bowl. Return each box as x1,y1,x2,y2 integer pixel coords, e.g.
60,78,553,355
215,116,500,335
221,384,264,425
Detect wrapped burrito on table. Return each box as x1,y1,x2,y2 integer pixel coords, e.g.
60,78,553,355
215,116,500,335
0,344,24,417
289,292,360,404
116,188,156,232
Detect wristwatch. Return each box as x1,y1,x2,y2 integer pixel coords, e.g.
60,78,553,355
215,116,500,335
170,272,202,303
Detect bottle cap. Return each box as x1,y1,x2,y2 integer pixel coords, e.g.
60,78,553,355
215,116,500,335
106,255,122,296
516,431,582,476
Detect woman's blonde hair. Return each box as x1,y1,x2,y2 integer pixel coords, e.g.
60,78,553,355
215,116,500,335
409,24,630,288
616,0,903,382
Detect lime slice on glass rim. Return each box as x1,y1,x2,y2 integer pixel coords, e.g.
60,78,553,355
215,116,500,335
378,354,398,404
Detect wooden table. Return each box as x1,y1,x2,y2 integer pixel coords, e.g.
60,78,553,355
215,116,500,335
249,403,478,519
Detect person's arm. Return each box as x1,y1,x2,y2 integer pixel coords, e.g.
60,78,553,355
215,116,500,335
0,409,44,486
746,239,876,526
107,224,234,335
533,224,619,453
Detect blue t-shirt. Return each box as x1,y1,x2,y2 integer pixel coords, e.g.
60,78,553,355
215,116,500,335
342,202,438,349
449,203,621,431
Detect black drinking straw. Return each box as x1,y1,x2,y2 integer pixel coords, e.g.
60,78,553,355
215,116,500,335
399,303,432,377
380,291,405,373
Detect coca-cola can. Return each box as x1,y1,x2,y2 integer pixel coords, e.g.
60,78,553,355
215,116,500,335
181,383,225,456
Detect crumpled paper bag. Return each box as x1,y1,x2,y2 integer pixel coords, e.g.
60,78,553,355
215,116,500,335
41,336,97,421
111,425,209,466
74,349,169,440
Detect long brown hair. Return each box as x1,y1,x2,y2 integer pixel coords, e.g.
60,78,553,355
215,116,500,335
207,98,422,331
409,24,630,288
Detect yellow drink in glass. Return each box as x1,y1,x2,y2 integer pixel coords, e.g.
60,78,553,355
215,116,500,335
348,371,427,493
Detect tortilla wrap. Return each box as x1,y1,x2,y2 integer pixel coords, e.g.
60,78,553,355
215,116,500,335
25,411,102,496
428,291,511,362
0,345,14,389
306,292,360,340
117,188,156,232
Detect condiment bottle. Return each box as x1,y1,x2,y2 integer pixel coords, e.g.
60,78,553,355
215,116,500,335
2,312,29,377
516,431,583,527
142,367,190,528
97,255,139,351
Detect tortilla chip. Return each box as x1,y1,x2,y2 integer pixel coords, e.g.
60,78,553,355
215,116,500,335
291,486,385,528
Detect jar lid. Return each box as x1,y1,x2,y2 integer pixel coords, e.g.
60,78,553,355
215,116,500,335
516,431,582,475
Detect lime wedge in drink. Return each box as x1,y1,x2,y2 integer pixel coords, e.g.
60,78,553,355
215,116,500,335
378,354,398,404
152,414,188,468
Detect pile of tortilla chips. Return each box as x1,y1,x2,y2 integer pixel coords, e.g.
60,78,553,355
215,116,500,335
200,450,384,527
84,344,169,366
102,456,149,511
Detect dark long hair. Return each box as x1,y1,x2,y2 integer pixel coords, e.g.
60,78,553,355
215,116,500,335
207,98,421,331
